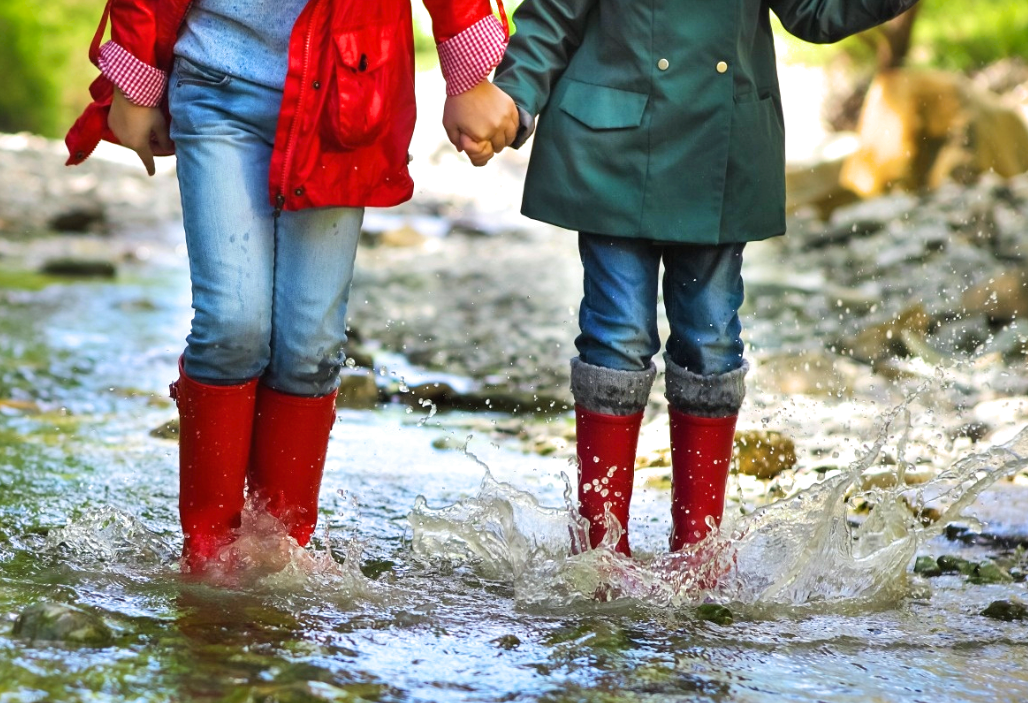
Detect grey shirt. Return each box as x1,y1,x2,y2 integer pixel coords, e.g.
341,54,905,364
174,0,309,89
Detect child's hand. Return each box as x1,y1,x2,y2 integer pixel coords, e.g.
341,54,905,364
107,88,172,176
458,134,495,168
442,79,518,167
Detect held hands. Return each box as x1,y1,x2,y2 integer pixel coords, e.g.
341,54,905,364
442,79,518,167
107,88,172,176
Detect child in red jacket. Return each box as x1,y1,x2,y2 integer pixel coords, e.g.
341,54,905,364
67,0,517,575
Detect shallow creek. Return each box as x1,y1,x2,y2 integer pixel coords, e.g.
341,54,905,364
1,254,1027,703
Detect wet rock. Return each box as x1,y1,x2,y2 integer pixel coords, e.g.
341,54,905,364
492,634,521,650
695,604,734,625
860,466,934,490
48,203,106,233
39,257,117,278
431,435,467,451
379,225,428,248
335,370,379,410
913,555,943,577
751,350,859,397
359,559,395,580
982,599,1028,622
961,269,1028,324
840,304,931,363
840,69,1028,197
734,430,797,480
150,418,179,440
937,555,976,576
12,602,113,645
969,560,1015,585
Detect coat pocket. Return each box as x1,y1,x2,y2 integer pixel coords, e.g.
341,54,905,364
559,80,648,130
322,23,397,150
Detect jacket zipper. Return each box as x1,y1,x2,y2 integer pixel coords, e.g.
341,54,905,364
274,0,319,218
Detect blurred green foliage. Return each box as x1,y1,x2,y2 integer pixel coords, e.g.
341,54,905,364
2,0,1024,139
774,0,1028,70
0,0,98,138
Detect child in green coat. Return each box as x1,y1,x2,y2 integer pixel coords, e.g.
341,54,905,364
470,0,919,556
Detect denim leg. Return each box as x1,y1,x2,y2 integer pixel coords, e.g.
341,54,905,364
169,57,363,395
265,207,363,396
662,243,746,377
576,232,662,372
170,58,277,384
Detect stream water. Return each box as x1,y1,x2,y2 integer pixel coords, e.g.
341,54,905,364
2,249,1028,703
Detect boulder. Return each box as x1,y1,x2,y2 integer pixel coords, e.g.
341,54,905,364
840,69,1028,197
12,602,113,645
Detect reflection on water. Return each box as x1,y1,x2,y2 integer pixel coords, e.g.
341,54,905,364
1,264,1028,702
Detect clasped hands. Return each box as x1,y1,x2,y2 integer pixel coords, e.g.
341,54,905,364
109,79,518,176
442,80,519,167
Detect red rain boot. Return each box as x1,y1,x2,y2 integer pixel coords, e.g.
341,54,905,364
247,386,338,546
668,408,737,551
171,359,258,573
575,405,643,556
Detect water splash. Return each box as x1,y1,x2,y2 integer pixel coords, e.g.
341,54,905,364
408,420,1028,611
44,506,175,565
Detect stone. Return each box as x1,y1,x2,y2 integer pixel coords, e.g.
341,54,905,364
969,560,1015,585
149,419,179,440
734,430,797,480
39,257,117,278
840,303,931,363
492,634,521,650
840,69,1028,197
336,370,380,410
695,603,734,625
982,599,1028,621
961,269,1028,324
12,602,114,645
913,555,942,577
752,350,858,397
937,555,976,576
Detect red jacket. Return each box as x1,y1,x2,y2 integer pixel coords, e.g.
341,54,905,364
65,0,506,211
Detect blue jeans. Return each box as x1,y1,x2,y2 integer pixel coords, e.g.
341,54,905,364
576,233,745,375
168,57,364,396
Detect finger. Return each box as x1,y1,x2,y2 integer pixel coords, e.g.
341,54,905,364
502,108,519,147
445,122,463,150
138,146,156,177
458,133,489,156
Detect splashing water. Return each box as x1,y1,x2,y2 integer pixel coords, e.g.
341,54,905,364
43,495,389,602
409,416,1028,611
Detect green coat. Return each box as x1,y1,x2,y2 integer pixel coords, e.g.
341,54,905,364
494,0,918,244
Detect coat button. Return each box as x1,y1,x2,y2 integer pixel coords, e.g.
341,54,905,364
312,80,321,89
716,61,729,73
294,187,304,197
657,58,670,71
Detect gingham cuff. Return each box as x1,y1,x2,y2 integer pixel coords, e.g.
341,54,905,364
98,41,167,107
437,15,507,96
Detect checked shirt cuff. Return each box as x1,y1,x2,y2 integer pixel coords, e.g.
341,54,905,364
98,41,167,107
437,15,507,96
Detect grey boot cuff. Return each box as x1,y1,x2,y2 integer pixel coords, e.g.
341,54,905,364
664,356,749,417
570,357,656,416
